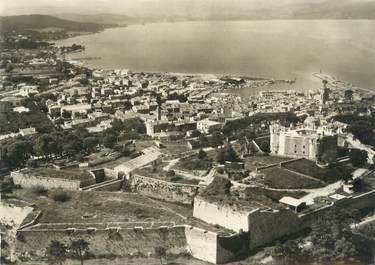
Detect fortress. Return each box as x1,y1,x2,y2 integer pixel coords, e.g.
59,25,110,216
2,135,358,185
270,123,338,162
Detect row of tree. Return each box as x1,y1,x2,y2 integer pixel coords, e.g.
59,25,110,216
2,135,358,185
0,118,147,170
46,239,168,265
47,239,89,265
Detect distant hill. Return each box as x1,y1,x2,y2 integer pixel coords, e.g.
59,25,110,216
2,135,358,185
55,1,375,25
0,14,115,34
259,0,375,20
56,13,144,26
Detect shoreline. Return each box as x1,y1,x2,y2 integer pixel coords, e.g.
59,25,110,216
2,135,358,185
312,72,373,93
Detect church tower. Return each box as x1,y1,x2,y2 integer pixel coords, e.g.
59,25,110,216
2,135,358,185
321,79,330,105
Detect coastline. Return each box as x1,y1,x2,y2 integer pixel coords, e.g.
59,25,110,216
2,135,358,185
55,21,375,93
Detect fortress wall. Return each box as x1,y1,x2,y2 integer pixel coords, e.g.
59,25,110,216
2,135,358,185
185,226,218,264
0,203,34,228
85,179,124,191
216,232,249,264
248,209,301,250
193,197,251,232
300,190,375,228
11,171,81,190
16,223,249,264
16,226,187,260
330,190,375,213
127,175,199,205
185,226,249,264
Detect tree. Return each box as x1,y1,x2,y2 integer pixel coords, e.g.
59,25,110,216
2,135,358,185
344,89,354,101
209,131,224,147
70,239,90,265
198,149,207,160
103,134,117,148
154,246,166,265
5,63,14,73
4,140,32,169
259,140,270,153
62,110,71,119
190,130,201,138
0,178,15,198
166,170,175,178
349,149,368,167
33,134,53,158
216,144,240,164
46,240,67,265
309,210,357,260
83,136,99,153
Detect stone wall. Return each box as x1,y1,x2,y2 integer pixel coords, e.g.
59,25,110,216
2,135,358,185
193,197,252,232
248,209,301,250
185,226,218,264
0,202,34,228
83,179,124,191
11,171,82,190
15,222,250,264
300,190,375,227
217,232,249,264
127,175,199,205
90,168,119,182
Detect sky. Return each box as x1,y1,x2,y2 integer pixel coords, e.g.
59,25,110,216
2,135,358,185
0,0,328,16
0,0,372,17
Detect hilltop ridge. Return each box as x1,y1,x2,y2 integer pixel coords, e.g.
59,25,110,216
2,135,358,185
0,14,115,34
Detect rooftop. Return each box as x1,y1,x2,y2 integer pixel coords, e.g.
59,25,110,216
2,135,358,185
114,147,162,174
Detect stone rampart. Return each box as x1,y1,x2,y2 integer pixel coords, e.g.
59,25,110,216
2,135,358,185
248,208,301,250
193,197,253,232
83,179,124,191
217,232,249,264
185,226,218,264
11,171,82,190
127,175,199,205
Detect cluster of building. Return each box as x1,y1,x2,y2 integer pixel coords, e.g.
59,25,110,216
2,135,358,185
2,33,375,265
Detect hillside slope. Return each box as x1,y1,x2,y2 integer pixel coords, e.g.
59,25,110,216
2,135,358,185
0,14,114,34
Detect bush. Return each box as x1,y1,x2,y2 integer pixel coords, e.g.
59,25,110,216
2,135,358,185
166,170,175,178
198,149,207,159
170,176,183,182
51,190,71,202
31,185,48,196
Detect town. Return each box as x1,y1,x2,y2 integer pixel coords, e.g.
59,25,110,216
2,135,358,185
1,24,375,265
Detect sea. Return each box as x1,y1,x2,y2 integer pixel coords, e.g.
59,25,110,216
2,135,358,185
56,20,375,95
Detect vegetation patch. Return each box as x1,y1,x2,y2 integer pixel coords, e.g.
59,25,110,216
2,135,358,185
51,190,71,202
22,168,93,181
260,166,324,189
176,155,212,171
283,159,354,183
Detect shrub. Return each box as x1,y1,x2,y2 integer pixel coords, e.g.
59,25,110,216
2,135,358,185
166,170,175,178
51,190,71,202
197,149,207,159
31,185,48,196
170,176,183,182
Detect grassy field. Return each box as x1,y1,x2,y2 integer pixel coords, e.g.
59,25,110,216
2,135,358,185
160,140,191,156
243,155,292,171
283,159,355,183
260,166,323,189
175,156,212,172
134,163,200,185
14,189,191,225
22,167,93,180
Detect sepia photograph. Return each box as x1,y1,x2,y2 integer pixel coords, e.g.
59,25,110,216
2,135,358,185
1,0,375,264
